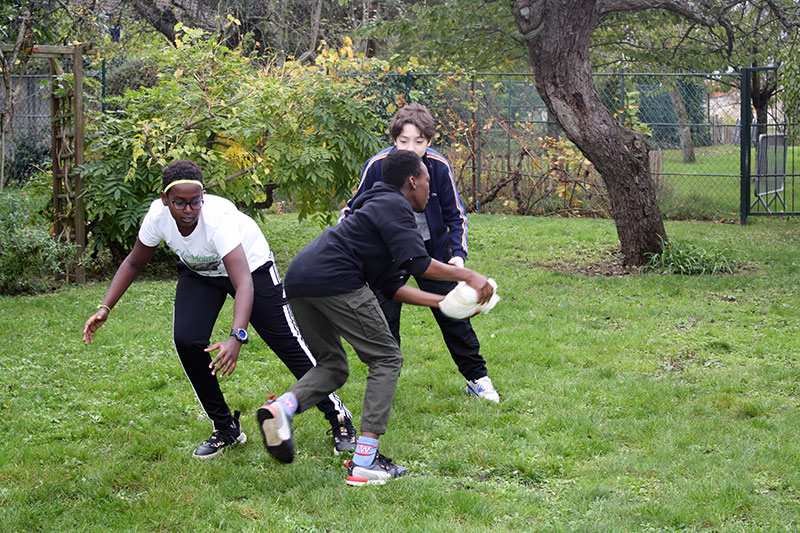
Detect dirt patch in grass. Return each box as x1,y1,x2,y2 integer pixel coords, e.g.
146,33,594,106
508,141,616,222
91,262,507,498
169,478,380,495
534,248,640,277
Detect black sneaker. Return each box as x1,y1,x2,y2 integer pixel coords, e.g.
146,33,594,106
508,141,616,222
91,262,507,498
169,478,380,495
256,398,295,463
327,414,356,455
345,452,408,486
192,410,246,459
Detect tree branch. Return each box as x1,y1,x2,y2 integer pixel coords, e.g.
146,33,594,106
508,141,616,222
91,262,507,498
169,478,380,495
295,0,323,63
597,0,735,59
597,0,718,24
204,160,264,189
763,0,800,29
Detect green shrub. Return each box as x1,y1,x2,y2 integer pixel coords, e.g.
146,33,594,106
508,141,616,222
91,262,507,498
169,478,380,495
642,236,734,275
105,58,159,97
0,190,78,294
81,27,382,257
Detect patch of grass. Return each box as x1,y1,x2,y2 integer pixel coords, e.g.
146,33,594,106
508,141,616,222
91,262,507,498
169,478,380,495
642,236,734,275
2,214,800,531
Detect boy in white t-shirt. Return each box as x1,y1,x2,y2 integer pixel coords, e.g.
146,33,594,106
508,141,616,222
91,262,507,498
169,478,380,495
82,160,356,459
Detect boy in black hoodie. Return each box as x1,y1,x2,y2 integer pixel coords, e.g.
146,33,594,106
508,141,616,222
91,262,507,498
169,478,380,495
256,150,494,486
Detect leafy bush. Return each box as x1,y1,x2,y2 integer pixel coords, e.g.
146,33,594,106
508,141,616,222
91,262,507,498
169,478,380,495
105,58,159,97
81,27,382,257
0,190,78,294
642,236,734,275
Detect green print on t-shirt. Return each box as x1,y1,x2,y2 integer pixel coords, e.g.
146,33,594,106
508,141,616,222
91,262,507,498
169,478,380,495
177,250,221,272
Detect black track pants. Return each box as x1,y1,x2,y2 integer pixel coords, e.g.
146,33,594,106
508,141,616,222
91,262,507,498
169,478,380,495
172,261,350,429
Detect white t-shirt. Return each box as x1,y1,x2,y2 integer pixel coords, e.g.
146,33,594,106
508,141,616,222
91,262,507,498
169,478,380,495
138,194,271,277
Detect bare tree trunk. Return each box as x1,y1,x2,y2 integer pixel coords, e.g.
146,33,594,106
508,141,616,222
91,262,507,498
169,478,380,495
362,0,378,57
669,87,695,163
511,0,665,265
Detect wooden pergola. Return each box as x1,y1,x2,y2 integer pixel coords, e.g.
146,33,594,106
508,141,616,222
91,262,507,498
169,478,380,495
1,43,94,282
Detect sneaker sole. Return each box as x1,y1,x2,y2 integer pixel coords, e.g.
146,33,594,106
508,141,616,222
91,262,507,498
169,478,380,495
191,432,247,459
345,463,406,486
346,475,388,487
256,404,295,463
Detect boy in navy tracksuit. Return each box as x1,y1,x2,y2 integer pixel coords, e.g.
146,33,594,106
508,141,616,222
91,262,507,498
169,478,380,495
256,150,494,486
339,103,499,403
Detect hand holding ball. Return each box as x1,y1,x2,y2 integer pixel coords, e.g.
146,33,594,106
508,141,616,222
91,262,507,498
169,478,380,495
439,279,500,319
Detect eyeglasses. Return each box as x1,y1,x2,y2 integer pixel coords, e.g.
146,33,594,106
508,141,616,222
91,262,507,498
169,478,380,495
171,198,204,210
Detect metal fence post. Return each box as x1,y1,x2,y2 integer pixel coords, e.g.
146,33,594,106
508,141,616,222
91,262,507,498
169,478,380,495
473,74,481,214
740,68,752,225
507,78,512,183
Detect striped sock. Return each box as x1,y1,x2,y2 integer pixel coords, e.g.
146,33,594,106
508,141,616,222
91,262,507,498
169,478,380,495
275,392,298,418
353,436,379,467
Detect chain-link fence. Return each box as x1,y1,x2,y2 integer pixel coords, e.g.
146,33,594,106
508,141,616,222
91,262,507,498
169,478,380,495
8,63,797,221
594,72,745,221
1,72,51,186
1,53,104,188
359,71,750,220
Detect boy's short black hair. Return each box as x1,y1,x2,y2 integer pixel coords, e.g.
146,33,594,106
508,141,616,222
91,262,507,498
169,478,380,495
382,150,423,189
162,160,204,190
389,103,436,142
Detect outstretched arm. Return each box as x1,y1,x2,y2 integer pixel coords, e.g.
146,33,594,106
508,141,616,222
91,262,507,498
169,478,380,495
393,285,482,319
82,238,157,344
205,245,253,378
393,285,445,308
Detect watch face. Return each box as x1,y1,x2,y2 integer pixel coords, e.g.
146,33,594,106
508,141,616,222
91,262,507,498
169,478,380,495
232,329,248,343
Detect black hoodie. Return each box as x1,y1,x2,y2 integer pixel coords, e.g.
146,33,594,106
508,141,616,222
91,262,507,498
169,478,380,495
284,182,431,299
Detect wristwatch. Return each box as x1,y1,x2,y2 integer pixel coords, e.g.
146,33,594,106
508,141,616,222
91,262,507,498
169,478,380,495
230,328,249,344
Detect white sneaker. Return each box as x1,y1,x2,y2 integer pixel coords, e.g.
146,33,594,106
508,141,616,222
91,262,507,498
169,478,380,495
466,376,500,403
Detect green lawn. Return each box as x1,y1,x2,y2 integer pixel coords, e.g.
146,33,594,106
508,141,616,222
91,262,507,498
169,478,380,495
2,214,800,531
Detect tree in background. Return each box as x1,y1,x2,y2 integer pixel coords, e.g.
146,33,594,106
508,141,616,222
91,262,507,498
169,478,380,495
362,0,526,72
8,1,800,266
507,1,798,265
